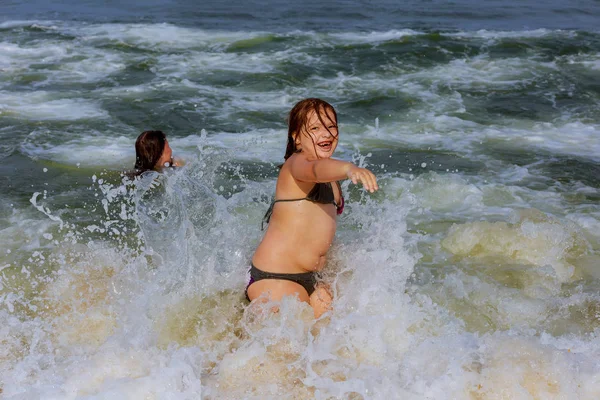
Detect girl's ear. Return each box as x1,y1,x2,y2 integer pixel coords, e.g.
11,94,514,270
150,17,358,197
292,132,300,146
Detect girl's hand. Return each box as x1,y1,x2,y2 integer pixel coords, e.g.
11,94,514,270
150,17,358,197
347,166,379,193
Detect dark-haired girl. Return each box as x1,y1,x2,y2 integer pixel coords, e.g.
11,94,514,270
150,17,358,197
134,130,181,175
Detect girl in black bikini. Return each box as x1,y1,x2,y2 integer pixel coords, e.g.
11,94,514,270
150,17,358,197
246,98,378,318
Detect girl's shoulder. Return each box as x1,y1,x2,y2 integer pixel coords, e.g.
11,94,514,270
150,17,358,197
279,154,302,173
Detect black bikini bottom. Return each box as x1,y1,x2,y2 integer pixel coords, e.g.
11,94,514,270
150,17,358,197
245,263,317,301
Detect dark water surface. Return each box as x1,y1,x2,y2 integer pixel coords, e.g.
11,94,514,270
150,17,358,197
2,0,600,31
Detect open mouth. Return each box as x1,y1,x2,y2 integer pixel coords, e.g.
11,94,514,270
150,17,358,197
317,141,333,151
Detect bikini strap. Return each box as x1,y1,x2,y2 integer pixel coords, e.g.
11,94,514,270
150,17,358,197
334,181,342,205
261,197,308,230
261,181,343,230
334,180,342,193
261,201,274,231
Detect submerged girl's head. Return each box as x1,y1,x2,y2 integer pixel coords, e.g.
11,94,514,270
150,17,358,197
134,130,173,174
285,98,339,160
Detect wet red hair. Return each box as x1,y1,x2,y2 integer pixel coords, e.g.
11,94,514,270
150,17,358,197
284,98,338,161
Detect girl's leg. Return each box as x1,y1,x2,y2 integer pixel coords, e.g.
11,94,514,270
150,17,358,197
247,279,331,318
309,283,332,318
246,279,310,304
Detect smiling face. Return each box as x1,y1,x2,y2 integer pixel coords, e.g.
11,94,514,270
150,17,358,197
294,107,338,160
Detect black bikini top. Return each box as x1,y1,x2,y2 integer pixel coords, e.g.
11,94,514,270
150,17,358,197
261,181,345,230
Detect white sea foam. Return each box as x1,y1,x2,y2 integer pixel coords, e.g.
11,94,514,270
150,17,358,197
426,55,557,88
481,121,600,161
408,172,484,213
325,28,565,44
328,29,422,43
77,23,260,51
567,213,600,240
0,41,67,59
152,47,321,77
449,28,564,40
442,214,587,288
59,53,127,80
561,52,600,71
20,136,132,166
0,20,58,29
154,52,277,75
17,129,282,168
183,129,285,163
0,91,108,121
0,208,58,261
0,41,126,88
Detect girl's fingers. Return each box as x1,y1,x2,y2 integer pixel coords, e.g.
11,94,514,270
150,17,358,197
369,171,379,190
361,171,378,192
365,173,375,193
349,168,378,192
369,173,379,191
362,177,372,192
358,173,374,192
362,173,372,191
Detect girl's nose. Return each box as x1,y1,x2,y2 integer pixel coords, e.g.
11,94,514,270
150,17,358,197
321,128,333,137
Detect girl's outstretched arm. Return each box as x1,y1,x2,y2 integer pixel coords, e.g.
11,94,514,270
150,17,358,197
289,156,379,192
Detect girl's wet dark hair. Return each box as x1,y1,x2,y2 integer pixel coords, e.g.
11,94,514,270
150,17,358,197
284,98,338,161
134,130,166,174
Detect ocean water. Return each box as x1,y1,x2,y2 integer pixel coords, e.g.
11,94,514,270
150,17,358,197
1,1,600,399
